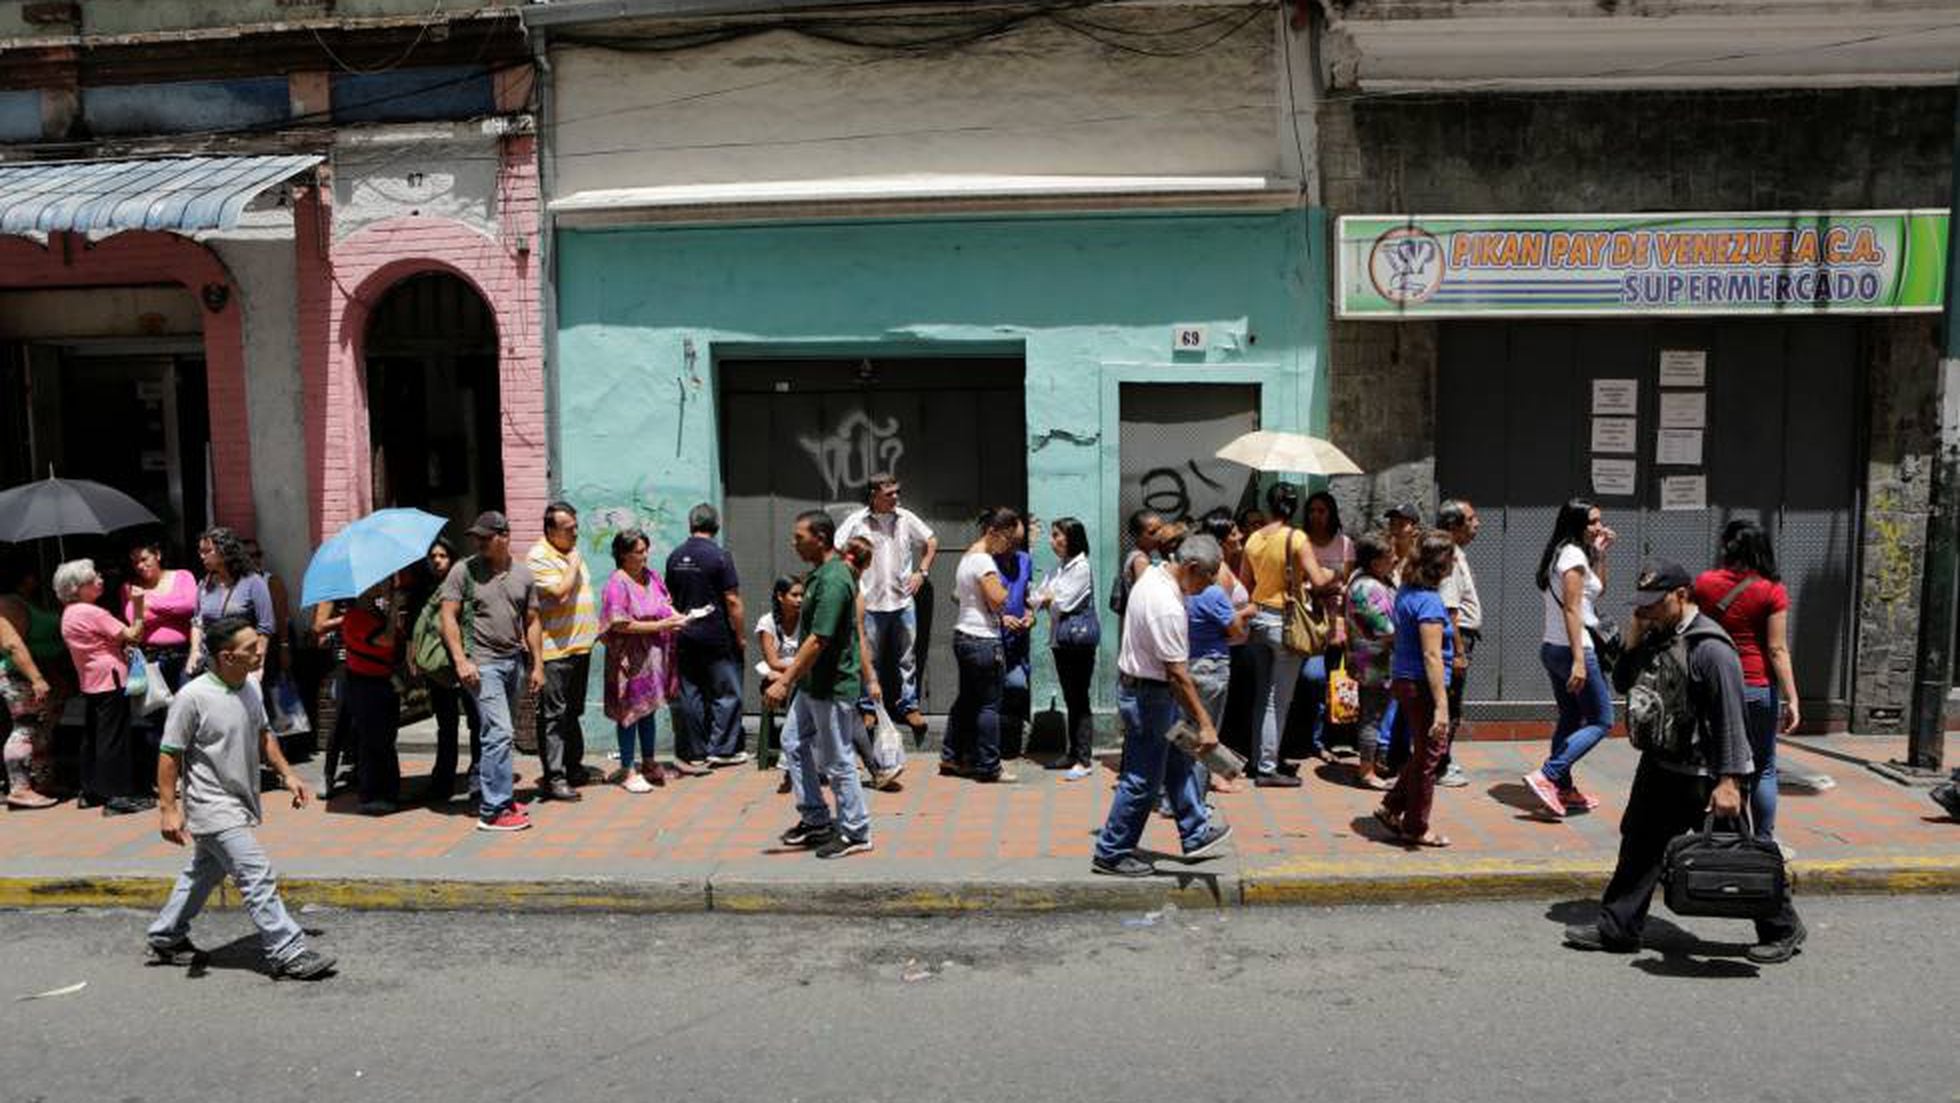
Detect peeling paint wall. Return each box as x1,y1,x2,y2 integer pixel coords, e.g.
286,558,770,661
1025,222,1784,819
549,8,1279,196
331,134,502,243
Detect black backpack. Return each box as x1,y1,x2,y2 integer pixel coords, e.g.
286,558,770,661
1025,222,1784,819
1624,620,1736,761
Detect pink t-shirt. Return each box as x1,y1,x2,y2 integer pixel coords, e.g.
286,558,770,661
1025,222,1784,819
125,569,197,648
61,603,131,694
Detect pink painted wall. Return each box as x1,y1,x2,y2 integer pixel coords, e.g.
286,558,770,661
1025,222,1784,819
0,231,257,535
295,132,546,541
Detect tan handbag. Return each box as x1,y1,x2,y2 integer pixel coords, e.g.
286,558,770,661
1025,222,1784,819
1281,529,1334,657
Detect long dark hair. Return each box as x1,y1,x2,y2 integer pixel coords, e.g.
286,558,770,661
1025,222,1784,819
1052,516,1089,560
1536,498,1596,592
199,526,256,584
1305,491,1343,539
1718,519,1781,581
771,574,803,630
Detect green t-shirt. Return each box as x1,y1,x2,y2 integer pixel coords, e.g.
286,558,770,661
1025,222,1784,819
800,556,861,702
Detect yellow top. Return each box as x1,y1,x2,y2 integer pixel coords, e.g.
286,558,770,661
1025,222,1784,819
526,540,599,659
1243,525,1301,610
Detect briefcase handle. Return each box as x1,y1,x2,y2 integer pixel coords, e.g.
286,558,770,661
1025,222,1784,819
1699,804,1757,838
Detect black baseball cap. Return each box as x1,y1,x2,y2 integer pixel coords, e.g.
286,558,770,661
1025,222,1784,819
1631,558,1693,604
467,510,510,537
1383,502,1421,522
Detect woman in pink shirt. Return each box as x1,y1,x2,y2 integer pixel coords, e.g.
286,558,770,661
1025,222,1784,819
56,559,151,815
123,540,197,761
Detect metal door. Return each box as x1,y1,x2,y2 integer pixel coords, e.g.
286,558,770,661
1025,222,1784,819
719,358,1027,713
1117,383,1261,557
1438,320,1860,708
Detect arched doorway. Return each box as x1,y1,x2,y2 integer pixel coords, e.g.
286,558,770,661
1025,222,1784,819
363,272,503,523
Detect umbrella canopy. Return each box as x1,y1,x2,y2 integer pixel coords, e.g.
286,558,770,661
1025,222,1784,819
0,475,159,544
300,508,448,609
1215,430,1365,477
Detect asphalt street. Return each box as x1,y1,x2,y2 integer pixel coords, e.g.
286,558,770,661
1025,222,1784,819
0,895,1953,1103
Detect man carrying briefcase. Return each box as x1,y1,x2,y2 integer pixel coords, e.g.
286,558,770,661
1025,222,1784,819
1564,559,1806,965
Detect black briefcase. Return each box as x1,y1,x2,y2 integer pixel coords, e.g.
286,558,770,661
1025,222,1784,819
1661,811,1788,919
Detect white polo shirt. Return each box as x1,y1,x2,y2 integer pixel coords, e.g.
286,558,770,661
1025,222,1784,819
1117,564,1189,681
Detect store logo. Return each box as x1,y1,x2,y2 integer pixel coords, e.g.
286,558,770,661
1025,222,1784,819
800,409,903,502
1368,226,1444,304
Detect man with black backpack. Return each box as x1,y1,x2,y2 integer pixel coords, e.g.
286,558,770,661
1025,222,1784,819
1564,560,1806,964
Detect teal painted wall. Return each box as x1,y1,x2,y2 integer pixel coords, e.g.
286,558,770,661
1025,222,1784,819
554,208,1327,721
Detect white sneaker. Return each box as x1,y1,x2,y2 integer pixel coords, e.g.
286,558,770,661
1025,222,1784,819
1064,764,1095,781
707,752,752,767
622,772,655,794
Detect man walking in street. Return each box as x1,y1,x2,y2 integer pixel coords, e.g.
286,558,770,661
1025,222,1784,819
528,502,598,803
440,511,545,832
146,613,335,980
763,510,873,859
1092,534,1234,877
665,503,747,771
1434,499,1481,788
836,473,937,743
1564,560,1806,964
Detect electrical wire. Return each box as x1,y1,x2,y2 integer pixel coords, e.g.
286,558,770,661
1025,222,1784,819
307,0,449,76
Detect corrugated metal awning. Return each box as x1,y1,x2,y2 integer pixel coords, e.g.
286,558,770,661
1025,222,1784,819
0,155,322,235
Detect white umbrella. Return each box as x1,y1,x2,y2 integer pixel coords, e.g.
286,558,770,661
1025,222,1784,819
1214,430,1364,476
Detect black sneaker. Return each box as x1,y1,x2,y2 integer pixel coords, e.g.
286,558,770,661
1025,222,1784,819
1563,923,1639,954
779,821,833,848
1252,773,1302,789
1745,919,1808,965
1090,854,1156,878
814,835,872,860
103,796,157,816
271,948,338,980
147,936,201,966
1931,782,1960,819
1181,823,1234,862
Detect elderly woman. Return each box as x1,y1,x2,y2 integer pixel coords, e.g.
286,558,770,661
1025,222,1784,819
56,559,154,815
600,529,688,793
187,527,275,677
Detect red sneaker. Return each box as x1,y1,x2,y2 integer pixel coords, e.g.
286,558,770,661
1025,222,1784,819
476,806,533,832
1559,787,1603,811
1522,770,1567,818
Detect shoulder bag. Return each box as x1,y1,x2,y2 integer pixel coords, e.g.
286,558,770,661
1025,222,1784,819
1662,808,1788,920
1055,581,1102,651
1281,529,1334,657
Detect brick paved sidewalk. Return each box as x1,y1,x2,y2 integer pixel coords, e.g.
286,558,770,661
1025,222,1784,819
3,730,1954,908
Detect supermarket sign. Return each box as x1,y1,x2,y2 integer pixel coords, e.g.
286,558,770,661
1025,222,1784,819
1337,211,1948,318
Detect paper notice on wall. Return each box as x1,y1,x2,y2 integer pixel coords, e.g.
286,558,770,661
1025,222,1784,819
1660,474,1707,511
1591,379,1638,415
1658,391,1706,428
1658,349,1707,387
1591,457,1638,497
1590,417,1637,454
1656,428,1703,466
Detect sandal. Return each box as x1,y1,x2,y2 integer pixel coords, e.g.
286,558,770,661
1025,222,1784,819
1408,831,1452,848
6,790,57,810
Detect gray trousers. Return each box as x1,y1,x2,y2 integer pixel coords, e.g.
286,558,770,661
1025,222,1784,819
536,651,592,785
146,825,306,966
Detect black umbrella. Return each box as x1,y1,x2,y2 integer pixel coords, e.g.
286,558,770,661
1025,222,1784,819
0,471,161,555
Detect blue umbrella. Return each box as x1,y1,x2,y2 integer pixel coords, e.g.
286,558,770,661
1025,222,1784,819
300,508,448,609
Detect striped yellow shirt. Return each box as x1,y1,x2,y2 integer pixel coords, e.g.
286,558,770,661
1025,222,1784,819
526,539,599,660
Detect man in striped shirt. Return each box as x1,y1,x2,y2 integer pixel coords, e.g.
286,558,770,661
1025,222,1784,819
528,502,600,803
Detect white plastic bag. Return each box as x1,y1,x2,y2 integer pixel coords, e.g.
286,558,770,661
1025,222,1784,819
138,668,175,717
871,710,906,774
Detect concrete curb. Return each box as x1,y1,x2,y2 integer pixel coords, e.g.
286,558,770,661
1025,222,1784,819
2,854,1956,916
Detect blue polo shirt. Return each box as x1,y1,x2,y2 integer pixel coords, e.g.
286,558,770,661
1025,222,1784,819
1390,585,1453,685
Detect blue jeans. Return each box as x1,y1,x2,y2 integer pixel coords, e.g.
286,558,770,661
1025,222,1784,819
471,654,524,818
1743,684,1779,839
788,694,871,842
616,714,660,770
860,606,920,717
1247,610,1303,775
675,648,743,762
1291,653,1330,753
147,826,306,966
1539,643,1613,788
945,633,1004,778
1096,679,1213,862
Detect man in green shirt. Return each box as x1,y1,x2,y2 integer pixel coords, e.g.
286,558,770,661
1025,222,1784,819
762,510,872,859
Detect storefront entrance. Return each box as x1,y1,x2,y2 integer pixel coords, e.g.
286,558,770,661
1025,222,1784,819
1438,319,1861,713
719,357,1027,713
364,272,503,524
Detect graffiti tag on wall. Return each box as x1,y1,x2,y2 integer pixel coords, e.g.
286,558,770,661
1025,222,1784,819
800,410,904,502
